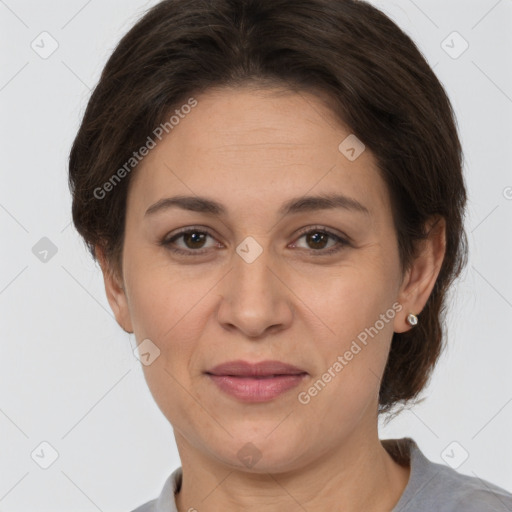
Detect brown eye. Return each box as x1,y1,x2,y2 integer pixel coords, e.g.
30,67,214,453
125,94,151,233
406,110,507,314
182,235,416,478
179,231,208,249
292,227,350,256
162,228,219,255
304,231,330,250
161,225,350,257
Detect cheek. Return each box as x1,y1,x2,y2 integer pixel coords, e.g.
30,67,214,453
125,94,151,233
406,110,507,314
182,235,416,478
123,246,198,337
124,255,216,386
125,265,209,426
302,259,397,344
297,264,397,411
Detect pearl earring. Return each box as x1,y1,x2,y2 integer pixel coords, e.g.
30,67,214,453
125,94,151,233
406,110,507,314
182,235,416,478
407,313,418,326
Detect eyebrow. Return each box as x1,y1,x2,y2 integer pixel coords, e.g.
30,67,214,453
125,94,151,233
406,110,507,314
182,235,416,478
144,193,371,218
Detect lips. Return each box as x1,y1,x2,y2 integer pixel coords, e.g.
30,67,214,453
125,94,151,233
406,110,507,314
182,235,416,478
206,359,307,377
205,360,308,402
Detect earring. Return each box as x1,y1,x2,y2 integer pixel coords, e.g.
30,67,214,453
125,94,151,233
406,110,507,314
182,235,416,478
407,313,418,326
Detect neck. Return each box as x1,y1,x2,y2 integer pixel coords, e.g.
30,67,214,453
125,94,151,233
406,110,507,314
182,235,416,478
173,427,410,512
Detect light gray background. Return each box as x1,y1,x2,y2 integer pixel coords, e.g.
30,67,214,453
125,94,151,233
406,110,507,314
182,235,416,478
1,0,511,510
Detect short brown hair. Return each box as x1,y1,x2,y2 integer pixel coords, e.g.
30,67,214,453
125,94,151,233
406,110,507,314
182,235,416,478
68,0,468,414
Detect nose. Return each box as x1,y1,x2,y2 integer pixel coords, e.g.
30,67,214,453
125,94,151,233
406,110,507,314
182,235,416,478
216,240,294,339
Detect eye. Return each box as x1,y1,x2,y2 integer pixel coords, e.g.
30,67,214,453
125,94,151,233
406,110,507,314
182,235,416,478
160,225,350,257
161,227,219,255
291,226,350,255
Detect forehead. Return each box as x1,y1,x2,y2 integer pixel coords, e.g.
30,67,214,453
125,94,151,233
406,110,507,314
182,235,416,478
128,87,390,223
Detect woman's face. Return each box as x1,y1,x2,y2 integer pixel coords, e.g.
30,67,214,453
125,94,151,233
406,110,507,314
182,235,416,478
101,86,433,472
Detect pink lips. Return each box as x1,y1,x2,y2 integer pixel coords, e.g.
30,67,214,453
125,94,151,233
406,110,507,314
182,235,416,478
205,360,308,402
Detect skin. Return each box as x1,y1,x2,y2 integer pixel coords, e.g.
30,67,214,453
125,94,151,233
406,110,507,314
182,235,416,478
97,86,446,512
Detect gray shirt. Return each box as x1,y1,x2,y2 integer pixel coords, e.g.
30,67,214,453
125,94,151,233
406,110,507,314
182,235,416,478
130,437,512,511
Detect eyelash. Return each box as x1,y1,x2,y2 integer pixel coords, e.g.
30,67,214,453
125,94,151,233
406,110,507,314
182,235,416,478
160,225,351,257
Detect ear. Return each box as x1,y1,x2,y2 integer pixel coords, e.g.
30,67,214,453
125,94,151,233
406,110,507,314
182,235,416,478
393,216,446,334
95,245,133,334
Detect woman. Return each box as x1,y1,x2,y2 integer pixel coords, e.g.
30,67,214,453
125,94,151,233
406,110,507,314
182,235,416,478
68,0,512,510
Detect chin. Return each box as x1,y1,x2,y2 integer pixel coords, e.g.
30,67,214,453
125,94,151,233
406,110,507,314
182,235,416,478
212,428,311,474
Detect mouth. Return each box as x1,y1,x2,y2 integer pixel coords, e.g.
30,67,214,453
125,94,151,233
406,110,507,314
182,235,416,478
206,359,307,377
205,360,308,402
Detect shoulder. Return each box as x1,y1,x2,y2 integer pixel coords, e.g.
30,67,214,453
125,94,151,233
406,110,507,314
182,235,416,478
127,467,182,512
129,499,158,512
424,466,512,512
384,437,512,512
